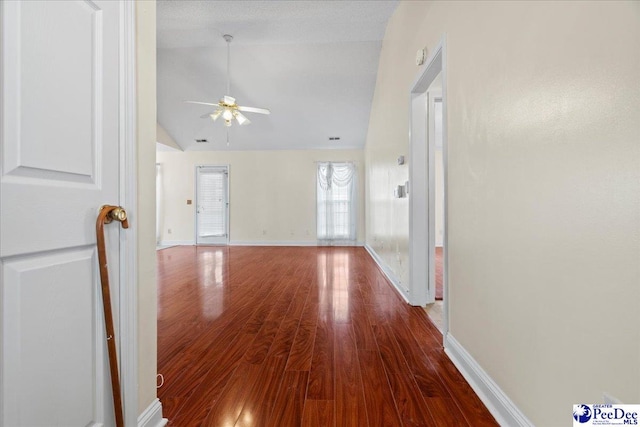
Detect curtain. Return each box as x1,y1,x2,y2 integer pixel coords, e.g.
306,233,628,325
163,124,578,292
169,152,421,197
317,162,356,245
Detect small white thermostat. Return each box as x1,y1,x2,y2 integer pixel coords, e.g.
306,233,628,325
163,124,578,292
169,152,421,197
416,48,426,66
397,155,405,165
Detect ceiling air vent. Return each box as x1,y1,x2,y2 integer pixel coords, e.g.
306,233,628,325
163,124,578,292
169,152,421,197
195,139,208,143
329,137,341,141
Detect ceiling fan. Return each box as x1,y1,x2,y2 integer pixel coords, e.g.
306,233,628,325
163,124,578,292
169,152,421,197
185,34,270,127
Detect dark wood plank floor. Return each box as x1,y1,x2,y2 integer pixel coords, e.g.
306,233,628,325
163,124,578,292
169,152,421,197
157,246,497,426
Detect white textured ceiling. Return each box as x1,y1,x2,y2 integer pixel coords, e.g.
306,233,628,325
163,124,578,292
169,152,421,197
157,1,398,151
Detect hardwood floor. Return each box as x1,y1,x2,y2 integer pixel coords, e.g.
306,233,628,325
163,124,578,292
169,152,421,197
157,246,497,426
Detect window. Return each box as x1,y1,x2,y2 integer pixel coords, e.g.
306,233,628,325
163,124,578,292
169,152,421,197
196,166,228,244
317,162,356,244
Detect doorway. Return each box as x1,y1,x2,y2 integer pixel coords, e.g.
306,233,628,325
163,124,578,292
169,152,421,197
426,85,445,331
409,37,448,338
195,165,229,245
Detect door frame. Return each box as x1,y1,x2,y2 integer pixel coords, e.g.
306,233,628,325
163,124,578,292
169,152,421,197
409,36,450,339
426,90,443,303
118,1,138,424
194,165,230,245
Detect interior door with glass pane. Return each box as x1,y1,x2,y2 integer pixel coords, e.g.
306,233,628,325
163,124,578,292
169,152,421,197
196,166,229,245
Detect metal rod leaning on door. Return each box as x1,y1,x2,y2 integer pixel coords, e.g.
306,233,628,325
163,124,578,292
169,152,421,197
96,205,128,427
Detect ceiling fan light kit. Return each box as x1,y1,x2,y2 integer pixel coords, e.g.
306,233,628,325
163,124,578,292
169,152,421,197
185,34,270,128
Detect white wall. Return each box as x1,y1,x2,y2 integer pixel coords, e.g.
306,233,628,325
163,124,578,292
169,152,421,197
157,123,182,151
157,149,365,245
366,1,640,425
136,0,157,415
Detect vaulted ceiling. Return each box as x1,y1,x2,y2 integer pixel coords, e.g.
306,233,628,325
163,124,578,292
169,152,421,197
157,1,398,151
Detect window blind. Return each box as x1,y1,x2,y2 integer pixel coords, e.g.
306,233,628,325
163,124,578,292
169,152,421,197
197,168,226,237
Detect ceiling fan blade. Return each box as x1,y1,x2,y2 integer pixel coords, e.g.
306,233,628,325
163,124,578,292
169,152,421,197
185,100,219,106
237,106,270,115
235,112,251,126
200,112,216,119
223,95,236,105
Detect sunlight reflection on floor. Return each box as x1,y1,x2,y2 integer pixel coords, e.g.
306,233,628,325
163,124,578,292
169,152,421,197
424,300,443,333
317,249,351,323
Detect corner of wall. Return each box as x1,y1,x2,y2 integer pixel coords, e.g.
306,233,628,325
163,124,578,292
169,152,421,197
137,399,168,427
444,334,534,427
136,0,159,417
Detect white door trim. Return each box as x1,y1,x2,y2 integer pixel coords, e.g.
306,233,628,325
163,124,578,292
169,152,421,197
409,36,450,338
118,1,138,425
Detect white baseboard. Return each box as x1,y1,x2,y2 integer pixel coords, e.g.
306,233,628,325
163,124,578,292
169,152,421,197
158,239,194,246
444,334,533,427
363,244,410,304
137,398,168,427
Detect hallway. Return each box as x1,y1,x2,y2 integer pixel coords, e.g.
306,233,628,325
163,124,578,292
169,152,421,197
157,246,497,426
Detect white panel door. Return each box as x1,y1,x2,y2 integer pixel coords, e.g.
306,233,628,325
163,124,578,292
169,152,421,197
1,1,122,425
196,166,229,245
